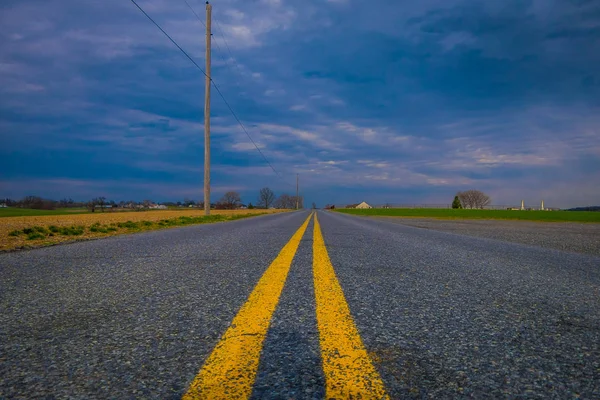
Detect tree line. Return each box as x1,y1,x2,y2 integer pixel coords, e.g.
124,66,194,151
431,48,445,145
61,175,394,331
1,187,304,211
215,187,303,210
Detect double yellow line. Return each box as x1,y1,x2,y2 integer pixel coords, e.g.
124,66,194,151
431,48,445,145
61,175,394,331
183,212,388,400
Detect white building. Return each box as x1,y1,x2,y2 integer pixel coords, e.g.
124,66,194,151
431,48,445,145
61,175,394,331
356,201,372,209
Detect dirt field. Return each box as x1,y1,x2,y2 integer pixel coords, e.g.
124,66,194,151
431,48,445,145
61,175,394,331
0,209,288,251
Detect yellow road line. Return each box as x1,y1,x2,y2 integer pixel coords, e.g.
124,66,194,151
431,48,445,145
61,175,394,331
182,212,312,400
313,213,389,399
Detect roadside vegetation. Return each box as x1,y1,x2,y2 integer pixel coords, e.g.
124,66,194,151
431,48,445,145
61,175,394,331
0,210,285,251
335,208,600,222
0,208,89,217
0,187,304,216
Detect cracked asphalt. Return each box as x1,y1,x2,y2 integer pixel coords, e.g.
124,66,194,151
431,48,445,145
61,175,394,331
1,210,599,399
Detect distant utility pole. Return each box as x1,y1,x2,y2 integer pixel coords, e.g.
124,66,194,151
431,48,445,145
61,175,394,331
203,1,212,216
296,174,299,210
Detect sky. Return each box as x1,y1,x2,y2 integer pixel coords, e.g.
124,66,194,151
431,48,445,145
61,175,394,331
1,0,599,208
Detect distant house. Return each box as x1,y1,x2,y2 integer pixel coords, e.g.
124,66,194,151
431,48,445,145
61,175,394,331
149,204,168,210
0,203,7,208
355,202,372,209
346,203,360,209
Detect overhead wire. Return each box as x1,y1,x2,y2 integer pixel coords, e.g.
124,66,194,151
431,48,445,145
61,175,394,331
130,0,288,183
182,1,296,190
213,17,247,84
184,0,230,67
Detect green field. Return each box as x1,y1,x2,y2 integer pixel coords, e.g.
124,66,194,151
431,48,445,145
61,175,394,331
335,208,600,222
0,208,90,217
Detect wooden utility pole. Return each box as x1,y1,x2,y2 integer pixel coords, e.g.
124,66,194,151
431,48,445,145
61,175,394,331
204,2,212,216
296,174,299,210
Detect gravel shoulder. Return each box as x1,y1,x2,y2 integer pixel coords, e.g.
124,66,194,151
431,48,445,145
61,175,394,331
371,217,600,256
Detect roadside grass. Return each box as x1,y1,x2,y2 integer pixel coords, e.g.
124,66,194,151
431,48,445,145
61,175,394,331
2,212,274,250
0,208,90,217
335,208,600,222
0,207,275,217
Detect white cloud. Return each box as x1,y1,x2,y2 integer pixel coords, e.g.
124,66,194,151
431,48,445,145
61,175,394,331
231,142,264,151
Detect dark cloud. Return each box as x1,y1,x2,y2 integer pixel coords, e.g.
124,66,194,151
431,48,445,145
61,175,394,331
0,0,599,207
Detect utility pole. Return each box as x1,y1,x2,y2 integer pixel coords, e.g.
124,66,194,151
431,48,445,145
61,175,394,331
203,1,212,216
296,174,299,210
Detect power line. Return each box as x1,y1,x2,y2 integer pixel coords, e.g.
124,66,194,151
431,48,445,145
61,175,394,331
209,10,296,190
184,0,205,27
214,17,247,83
131,0,206,76
184,0,229,66
130,0,284,180
181,1,289,185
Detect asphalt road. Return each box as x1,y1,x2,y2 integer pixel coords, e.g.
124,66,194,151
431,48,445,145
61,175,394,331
1,210,599,399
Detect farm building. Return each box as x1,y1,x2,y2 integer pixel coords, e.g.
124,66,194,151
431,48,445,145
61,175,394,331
346,202,372,209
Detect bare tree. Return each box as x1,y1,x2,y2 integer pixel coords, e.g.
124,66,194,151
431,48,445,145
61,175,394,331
219,191,242,209
457,190,490,209
292,195,304,209
258,187,276,209
275,194,293,209
274,194,304,209
312,202,317,209
97,196,106,212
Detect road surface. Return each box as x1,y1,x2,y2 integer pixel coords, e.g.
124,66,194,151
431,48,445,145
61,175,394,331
1,210,599,398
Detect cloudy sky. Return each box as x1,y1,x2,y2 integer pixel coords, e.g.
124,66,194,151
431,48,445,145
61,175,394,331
1,0,599,207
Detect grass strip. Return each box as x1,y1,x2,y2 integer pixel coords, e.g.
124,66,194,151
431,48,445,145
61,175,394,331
335,208,600,222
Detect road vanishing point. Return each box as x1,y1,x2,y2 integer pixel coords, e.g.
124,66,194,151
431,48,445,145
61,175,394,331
1,210,599,398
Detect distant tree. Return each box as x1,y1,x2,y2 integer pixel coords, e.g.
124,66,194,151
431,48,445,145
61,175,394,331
219,191,242,209
97,197,106,212
312,202,317,209
142,199,153,209
275,194,294,209
452,195,463,209
248,202,254,209
274,194,304,209
258,187,276,209
20,196,52,209
457,190,490,209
